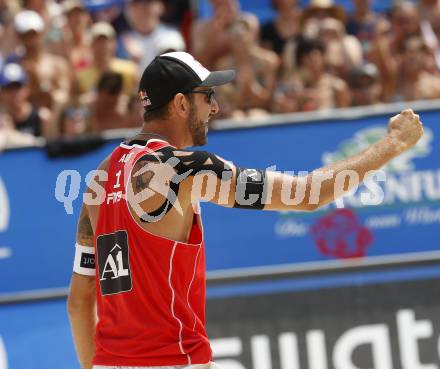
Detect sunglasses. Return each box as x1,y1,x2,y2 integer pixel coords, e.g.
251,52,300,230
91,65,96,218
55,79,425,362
187,88,216,104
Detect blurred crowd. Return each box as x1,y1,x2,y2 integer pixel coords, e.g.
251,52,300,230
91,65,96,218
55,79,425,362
1,0,440,147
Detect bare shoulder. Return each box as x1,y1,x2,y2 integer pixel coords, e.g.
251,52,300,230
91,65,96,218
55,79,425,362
79,155,111,244
130,147,235,197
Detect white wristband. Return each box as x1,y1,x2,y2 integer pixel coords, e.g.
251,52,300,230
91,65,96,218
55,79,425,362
73,243,96,276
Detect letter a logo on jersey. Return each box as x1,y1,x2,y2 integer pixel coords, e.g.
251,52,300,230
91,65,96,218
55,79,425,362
101,244,129,280
97,231,132,295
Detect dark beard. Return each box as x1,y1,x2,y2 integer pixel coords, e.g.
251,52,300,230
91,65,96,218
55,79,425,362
188,102,207,147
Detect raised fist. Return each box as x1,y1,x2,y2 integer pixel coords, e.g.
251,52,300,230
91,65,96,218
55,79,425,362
387,109,424,154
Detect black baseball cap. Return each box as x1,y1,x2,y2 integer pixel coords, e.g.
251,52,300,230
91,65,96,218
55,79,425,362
138,52,235,111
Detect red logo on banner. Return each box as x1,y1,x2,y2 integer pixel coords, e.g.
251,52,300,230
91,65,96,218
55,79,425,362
310,209,373,259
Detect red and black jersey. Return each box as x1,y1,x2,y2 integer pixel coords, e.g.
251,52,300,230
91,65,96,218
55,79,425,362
93,138,211,366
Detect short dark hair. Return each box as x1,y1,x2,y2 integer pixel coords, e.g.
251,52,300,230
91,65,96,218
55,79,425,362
142,93,195,123
295,37,325,66
143,102,171,122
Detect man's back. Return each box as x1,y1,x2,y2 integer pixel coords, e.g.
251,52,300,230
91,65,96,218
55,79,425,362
87,137,211,367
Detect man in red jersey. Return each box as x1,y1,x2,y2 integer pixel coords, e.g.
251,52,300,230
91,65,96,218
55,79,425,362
67,52,423,369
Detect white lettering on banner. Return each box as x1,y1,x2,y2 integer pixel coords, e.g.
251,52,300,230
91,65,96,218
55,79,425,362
365,214,402,229
325,170,440,210
211,309,439,369
251,335,272,369
0,178,11,261
360,171,386,206
333,325,393,369
406,207,440,225
438,333,440,361
274,219,308,238
0,336,8,369
278,333,300,369
384,171,439,204
307,330,328,369
277,206,440,238
397,310,438,369
211,337,246,369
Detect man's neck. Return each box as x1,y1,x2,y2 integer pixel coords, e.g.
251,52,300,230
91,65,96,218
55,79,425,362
139,121,187,149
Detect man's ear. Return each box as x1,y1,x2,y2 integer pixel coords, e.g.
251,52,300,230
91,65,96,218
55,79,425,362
172,93,190,119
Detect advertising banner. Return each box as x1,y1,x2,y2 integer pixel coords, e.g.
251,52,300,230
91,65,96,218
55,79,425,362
0,110,439,296
206,278,440,369
0,276,439,369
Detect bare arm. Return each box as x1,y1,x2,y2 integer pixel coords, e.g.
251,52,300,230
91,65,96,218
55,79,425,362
131,109,422,216
67,205,96,369
192,109,423,211
265,132,401,211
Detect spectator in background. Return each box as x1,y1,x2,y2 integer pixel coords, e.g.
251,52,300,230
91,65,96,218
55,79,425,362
0,63,53,138
260,0,302,78
394,36,440,101
22,0,64,55
0,0,19,63
118,0,186,75
22,0,61,27
300,0,347,29
58,105,89,138
191,0,259,69
161,0,192,47
61,0,93,70
419,0,440,26
12,10,71,115
276,37,349,112
346,0,385,60
86,72,129,132
271,77,303,113
389,2,421,53
318,17,363,78
0,0,18,25
261,0,302,56
75,22,137,97
369,1,421,101
418,0,440,69
348,63,382,106
0,113,38,149
296,0,362,79
125,94,144,128
216,18,280,114
92,0,125,26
